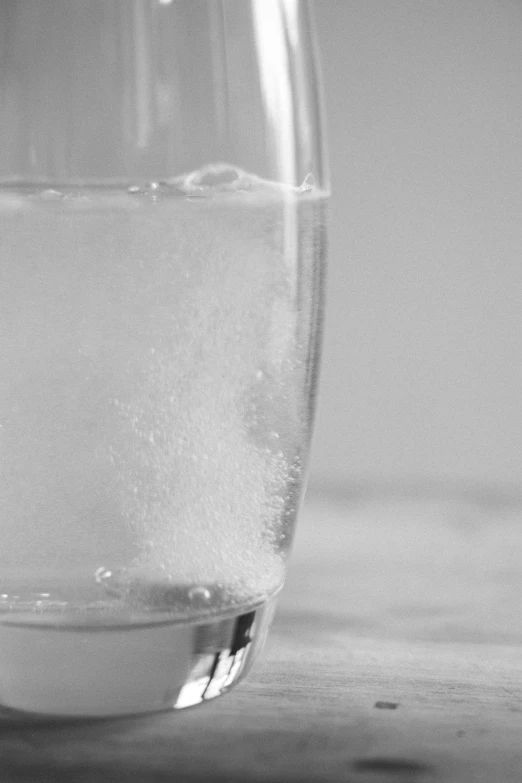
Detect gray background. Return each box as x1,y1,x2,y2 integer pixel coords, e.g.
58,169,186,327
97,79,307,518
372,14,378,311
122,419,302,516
309,0,522,495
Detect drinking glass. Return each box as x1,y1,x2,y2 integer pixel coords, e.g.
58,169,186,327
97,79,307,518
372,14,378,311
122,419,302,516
0,0,328,717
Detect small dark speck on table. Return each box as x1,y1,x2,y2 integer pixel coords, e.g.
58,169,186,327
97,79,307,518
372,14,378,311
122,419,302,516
352,757,434,775
374,701,399,710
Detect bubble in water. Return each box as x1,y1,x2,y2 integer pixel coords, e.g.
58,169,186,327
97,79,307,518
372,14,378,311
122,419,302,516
188,585,212,604
197,167,240,188
126,180,188,200
94,567,113,584
172,163,259,196
184,164,240,190
94,566,129,599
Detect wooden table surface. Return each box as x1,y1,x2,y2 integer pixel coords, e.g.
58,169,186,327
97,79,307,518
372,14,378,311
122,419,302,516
0,487,521,782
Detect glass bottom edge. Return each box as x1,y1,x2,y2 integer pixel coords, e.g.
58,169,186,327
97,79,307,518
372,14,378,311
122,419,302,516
0,596,278,719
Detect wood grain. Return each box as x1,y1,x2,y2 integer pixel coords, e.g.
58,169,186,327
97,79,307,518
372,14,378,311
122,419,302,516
0,489,521,782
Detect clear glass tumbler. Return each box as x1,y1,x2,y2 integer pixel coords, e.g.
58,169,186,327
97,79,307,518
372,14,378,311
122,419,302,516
0,0,328,717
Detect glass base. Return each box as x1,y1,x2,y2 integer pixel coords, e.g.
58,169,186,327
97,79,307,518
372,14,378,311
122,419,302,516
0,597,277,718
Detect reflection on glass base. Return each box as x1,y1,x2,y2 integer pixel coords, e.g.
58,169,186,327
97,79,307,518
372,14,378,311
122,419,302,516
175,596,277,711
0,597,278,718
